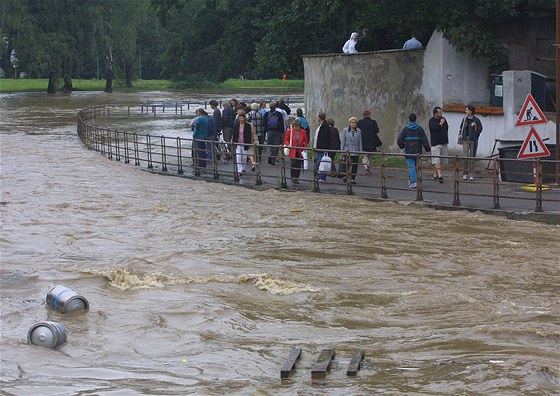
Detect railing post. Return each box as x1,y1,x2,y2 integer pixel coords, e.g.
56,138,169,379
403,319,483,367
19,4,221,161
176,137,183,174
535,159,544,212
212,140,219,179
312,149,319,192
254,142,262,185
134,133,140,165
161,135,168,172
124,131,130,163
345,152,353,195
193,138,200,176
115,130,121,161
416,154,423,201
232,142,239,182
493,158,500,209
380,153,388,198
146,134,153,169
280,152,288,188
453,156,461,206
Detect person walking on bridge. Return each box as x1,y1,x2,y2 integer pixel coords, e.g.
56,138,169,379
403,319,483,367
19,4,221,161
397,113,431,189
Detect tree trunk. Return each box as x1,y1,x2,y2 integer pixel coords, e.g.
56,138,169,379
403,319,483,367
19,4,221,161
124,61,133,87
105,48,113,93
63,74,73,92
47,69,57,94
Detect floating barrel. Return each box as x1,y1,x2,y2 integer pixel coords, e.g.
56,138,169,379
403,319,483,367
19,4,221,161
27,321,67,349
46,285,89,313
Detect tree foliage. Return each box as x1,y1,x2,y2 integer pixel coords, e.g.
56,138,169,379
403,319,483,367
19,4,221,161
0,0,553,90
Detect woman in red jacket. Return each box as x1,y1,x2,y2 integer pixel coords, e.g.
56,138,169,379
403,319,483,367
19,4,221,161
283,119,309,184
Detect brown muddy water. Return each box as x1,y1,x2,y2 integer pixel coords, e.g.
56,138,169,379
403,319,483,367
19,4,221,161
0,92,559,395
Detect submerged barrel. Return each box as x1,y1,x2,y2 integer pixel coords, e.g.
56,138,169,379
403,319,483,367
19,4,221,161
46,285,89,313
27,321,67,349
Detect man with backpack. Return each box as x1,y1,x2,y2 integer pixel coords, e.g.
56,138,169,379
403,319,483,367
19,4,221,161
397,113,431,189
263,102,285,165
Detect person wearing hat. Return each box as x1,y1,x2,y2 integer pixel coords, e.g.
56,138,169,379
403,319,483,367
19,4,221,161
357,110,381,175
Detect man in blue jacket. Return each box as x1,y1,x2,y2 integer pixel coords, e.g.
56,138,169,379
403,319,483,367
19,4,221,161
397,113,431,189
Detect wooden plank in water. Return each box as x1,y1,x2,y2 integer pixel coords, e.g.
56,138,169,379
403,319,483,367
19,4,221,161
280,348,302,379
311,349,335,379
346,349,365,376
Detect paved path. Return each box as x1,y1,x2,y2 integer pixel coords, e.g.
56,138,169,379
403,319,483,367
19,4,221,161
148,155,560,223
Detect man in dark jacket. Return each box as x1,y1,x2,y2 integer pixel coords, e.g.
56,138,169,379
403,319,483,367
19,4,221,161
221,102,235,162
263,102,285,165
355,28,375,52
397,113,431,189
357,109,380,175
428,106,449,183
314,112,331,182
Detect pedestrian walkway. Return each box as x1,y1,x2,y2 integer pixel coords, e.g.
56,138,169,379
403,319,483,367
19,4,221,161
147,154,560,224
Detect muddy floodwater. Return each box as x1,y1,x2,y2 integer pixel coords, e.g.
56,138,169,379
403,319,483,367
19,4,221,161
1,91,559,395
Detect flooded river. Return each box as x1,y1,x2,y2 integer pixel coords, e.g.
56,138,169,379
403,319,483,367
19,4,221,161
1,92,558,395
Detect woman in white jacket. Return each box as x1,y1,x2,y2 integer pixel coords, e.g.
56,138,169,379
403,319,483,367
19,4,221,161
342,32,359,54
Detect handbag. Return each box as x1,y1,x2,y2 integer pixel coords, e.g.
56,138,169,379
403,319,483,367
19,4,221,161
318,155,332,173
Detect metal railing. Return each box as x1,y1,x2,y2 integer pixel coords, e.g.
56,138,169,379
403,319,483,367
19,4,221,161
77,105,560,214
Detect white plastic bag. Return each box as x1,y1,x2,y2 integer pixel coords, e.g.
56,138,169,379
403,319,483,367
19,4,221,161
302,150,309,169
318,155,332,173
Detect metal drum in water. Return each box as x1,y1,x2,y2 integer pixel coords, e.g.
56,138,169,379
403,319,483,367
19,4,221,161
46,285,89,313
27,321,67,349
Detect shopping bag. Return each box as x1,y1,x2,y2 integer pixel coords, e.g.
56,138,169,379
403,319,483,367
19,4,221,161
318,155,332,173
302,150,309,169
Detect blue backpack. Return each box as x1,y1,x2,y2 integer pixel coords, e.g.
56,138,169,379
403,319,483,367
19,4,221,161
268,111,280,129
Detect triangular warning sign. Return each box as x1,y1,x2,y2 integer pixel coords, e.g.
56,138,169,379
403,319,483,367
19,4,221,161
517,127,551,159
515,93,548,126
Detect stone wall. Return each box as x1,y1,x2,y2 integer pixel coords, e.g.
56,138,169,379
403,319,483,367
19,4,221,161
303,49,427,153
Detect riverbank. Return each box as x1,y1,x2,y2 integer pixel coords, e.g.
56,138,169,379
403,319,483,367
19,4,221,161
0,78,304,94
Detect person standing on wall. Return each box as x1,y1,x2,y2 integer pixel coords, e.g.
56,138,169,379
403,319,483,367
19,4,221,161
397,113,431,189
342,32,359,54
357,110,381,175
458,104,483,181
314,112,331,182
355,28,375,52
403,34,422,49
428,106,449,183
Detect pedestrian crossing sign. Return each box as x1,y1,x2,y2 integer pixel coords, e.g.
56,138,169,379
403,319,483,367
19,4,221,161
515,93,548,126
517,127,551,159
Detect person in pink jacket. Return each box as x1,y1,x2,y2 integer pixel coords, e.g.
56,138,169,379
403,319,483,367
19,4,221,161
283,119,309,184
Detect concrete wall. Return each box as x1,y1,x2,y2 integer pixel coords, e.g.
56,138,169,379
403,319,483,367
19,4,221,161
422,31,490,107
303,49,426,153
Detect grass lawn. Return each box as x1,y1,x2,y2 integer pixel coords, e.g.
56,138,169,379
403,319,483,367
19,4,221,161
0,78,304,93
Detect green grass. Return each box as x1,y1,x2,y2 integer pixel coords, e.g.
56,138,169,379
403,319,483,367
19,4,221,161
0,78,303,93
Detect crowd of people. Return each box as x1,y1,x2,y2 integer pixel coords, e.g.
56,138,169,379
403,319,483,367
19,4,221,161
191,99,483,188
